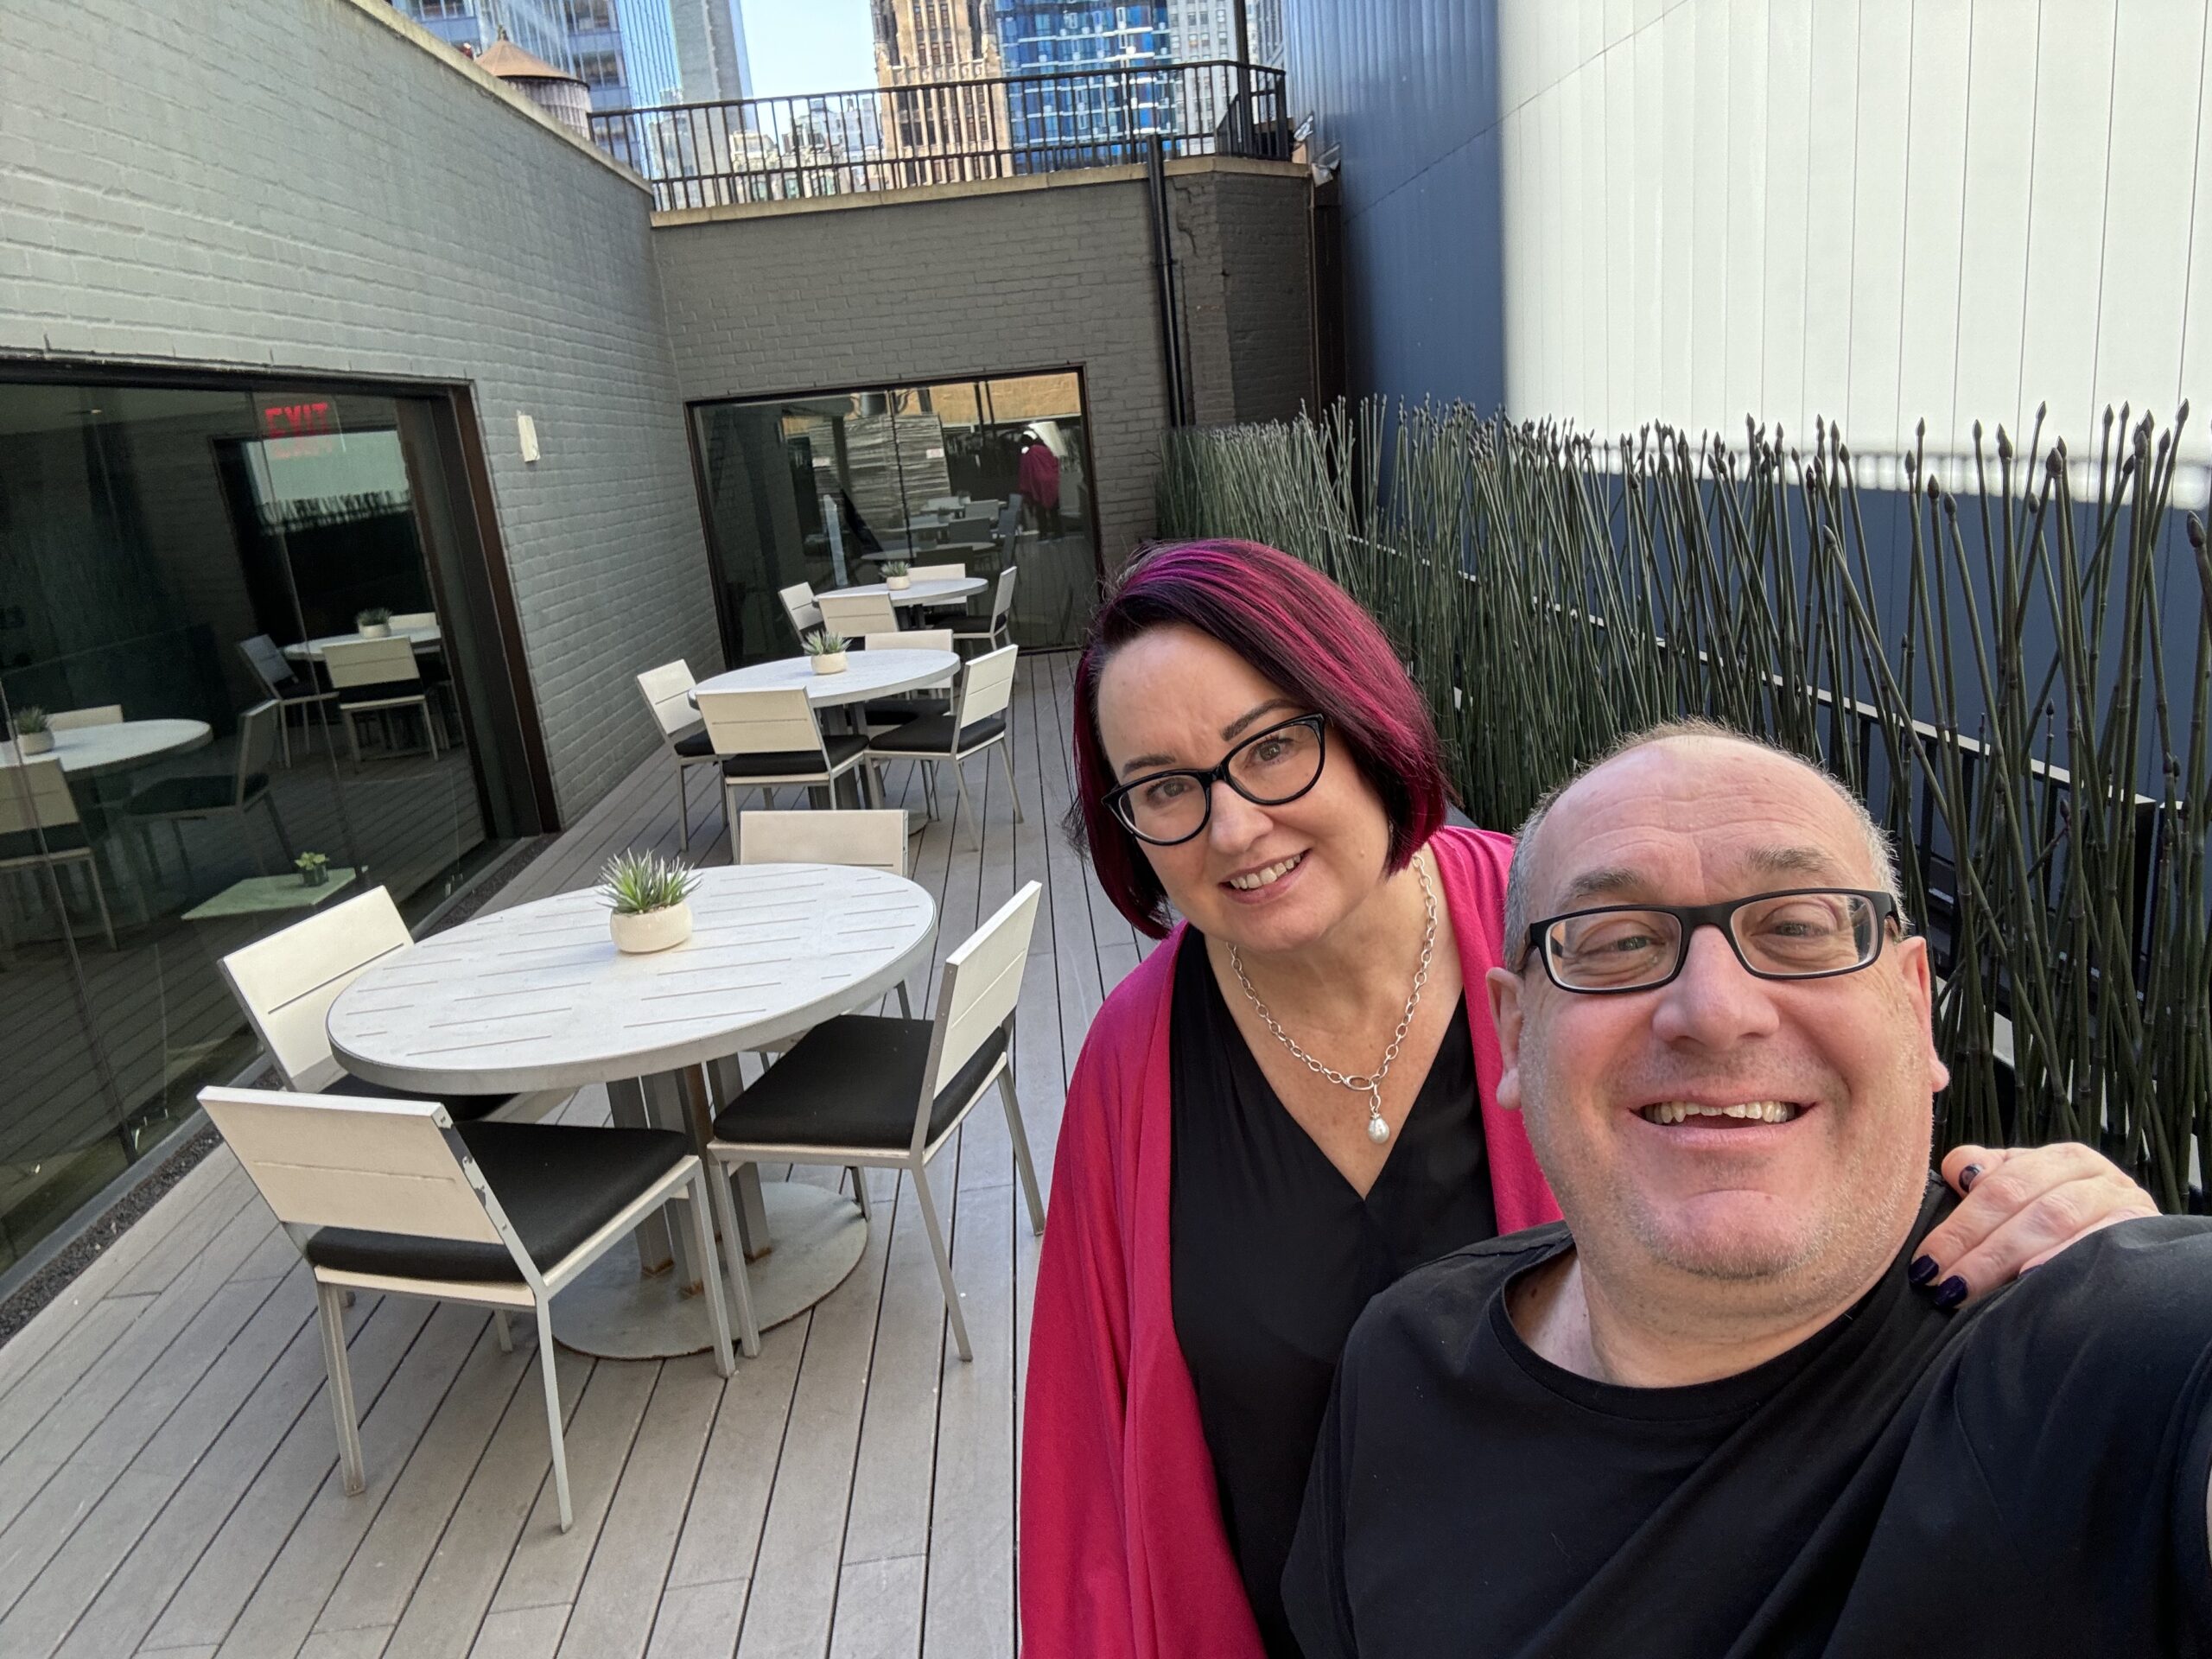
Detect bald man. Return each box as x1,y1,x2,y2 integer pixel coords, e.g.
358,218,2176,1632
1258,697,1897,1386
1282,720,2212,1658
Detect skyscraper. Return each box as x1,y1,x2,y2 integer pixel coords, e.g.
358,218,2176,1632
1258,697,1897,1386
990,2,1172,165
1161,0,1281,66
391,1,742,112
871,0,1011,185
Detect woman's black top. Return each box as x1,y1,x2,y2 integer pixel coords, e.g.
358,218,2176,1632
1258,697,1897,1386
1168,928,1497,1659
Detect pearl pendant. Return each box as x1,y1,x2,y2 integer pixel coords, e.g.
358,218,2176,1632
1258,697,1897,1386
1366,1116,1390,1144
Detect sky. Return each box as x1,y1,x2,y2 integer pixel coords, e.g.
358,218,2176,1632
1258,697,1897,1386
740,0,878,99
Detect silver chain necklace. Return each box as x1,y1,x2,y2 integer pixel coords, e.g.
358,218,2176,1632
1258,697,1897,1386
1230,853,1437,1146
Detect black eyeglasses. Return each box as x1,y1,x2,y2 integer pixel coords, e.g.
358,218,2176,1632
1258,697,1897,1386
1524,888,1906,994
1103,714,1329,846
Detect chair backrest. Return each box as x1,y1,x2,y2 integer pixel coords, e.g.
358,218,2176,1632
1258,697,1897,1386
739,808,908,875
323,638,422,690
0,757,84,837
218,886,413,1090
635,659,701,742
943,515,994,544
995,496,1023,538
238,635,293,696
924,495,965,512
817,590,899,639
863,629,952,653
235,701,281,795
779,582,822,636
386,611,437,630
695,685,825,761
908,563,967,582
199,1086,508,1249
48,705,123,731
925,880,1042,1104
988,564,1020,622
957,645,1019,727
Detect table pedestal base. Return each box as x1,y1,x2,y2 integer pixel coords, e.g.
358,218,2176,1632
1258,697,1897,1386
550,1182,868,1359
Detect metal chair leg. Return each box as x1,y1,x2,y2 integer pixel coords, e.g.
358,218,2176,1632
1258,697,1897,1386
677,764,691,855
1000,1068,1046,1235
910,1158,971,1362
535,1300,572,1531
952,757,981,849
702,1154,763,1357
315,1280,365,1496
493,1311,514,1353
263,791,294,861
998,741,1023,821
687,1166,736,1377
846,1167,874,1221
84,855,117,951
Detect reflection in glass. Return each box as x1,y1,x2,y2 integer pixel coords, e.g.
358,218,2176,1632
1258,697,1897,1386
0,377,517,1280
690,370,1101,664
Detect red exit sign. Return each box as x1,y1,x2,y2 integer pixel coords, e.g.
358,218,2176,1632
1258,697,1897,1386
260,399,337,460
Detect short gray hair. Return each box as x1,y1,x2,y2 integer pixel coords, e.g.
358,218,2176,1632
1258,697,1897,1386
1500,718,1905,966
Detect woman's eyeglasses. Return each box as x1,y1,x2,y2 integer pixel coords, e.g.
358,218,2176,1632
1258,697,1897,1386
1524,888,1905,994
1103,714,1329,847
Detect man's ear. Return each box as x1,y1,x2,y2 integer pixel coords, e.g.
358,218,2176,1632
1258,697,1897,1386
1486,966,1527,1114
1895,935,1951,1095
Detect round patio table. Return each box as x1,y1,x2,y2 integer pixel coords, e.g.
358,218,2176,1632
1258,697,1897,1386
836,576,987,608
326,862,938,1359
689,646,962,709
1,717,213,779
283,623,443,660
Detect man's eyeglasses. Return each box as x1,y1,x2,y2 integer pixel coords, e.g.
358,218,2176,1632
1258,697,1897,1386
1103,714,1329,847
1523,888,1905,995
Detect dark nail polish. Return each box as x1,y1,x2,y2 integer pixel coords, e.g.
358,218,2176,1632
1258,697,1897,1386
1959,1163,1985,1192
1909,1254,1940,1286
1933,1275,1968,1310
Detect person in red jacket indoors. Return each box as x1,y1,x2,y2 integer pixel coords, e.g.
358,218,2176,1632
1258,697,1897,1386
1017,431,1062,535
1019,537,2162,1659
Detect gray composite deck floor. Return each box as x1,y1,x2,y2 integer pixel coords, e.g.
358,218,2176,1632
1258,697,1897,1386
0,653,1142,1659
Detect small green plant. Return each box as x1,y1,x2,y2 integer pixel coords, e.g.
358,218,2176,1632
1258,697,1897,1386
882,561,910,577
803,630,849,657
599,849,696,916
295,851,328,873
356,607,392,627
13,707,48,734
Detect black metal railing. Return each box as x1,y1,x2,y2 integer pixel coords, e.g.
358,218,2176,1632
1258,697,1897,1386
588,60,1291,213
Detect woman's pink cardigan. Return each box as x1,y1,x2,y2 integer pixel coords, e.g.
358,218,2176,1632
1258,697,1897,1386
1020,826,1560,1657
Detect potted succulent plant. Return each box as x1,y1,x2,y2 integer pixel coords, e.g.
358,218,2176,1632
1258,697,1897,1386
804,630,849,675
296,850,330,888
883,560,912,591
600,849,697,954
356,607,392,639
12,707,52,756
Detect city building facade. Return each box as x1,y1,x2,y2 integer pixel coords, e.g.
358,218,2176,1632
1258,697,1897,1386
870,0,1011,184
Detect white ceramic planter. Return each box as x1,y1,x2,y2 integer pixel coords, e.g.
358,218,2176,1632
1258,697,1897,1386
359,622,391,639
17,731,54,755
810,652,848,675
610,900,692,954
887,575,912,590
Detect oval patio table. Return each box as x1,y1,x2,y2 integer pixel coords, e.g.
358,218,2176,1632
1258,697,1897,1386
1,717,213,779
836,575,987,608
283,623,443,660
689,646,962,709
327,862,938,1359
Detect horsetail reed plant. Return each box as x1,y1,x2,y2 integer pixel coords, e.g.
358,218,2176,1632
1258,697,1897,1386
1159,401,2212,1211
599,849,697,916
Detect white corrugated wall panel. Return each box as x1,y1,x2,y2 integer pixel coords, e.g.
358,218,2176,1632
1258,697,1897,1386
1893,0,1973,458
2018,0,2118,444
1845,0,1913,459
1720,0,1770,437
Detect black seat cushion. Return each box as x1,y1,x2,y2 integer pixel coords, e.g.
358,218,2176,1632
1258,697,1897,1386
268,674,327,702
0,823,90,862
720,732,869,779
126,773,264,815
673,728,717,759
301,1121,690,1283
320,1068,520,1123
861,699,931,725
711,1014,1008,1152
868,711,1006,757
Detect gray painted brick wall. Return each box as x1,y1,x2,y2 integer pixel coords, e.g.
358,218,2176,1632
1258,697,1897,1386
0,0,720,822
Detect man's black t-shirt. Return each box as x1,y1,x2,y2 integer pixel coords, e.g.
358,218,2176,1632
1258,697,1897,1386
1283,1182,2212,1658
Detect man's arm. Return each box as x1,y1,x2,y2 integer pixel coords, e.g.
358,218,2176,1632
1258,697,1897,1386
1281,1368,1360,1659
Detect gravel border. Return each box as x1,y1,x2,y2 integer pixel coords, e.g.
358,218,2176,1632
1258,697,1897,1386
0,831,558,1351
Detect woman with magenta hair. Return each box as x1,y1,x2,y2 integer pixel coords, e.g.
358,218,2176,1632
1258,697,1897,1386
1020,539,2159,1659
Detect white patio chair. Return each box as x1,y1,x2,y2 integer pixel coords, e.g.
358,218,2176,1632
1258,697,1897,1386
324,638,437,765
634,660,721,854
217,884,571,1120
702,880,1046,1362
857,627,956,730
199,1085,736,1532
0,756,114,951
951,566,1019,653
47,704,123,730
867,645,1022,846
778,582,823,644
696,684,875,820
124,699,290,877
817,589,900,639
238,634,336,764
